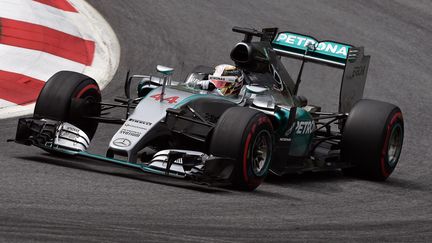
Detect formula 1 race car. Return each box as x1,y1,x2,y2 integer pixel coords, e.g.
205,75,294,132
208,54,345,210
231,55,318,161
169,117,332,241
11,27,404,191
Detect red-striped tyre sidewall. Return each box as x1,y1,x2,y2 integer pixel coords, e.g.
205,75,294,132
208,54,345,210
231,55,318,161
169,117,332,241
210,106,274,191
379,111,404,178
240,115,273,190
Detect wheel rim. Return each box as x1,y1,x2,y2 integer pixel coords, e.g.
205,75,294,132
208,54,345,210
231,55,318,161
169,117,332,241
251,130,271,176
387,123,403,167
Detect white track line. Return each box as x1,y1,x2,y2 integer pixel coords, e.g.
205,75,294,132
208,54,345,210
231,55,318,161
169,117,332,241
0,45,86,81
0,103,35,119
0,99,15,109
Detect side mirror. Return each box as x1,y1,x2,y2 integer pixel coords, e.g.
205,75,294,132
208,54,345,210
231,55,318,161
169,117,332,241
156,65,174,101
156,65,174,76
245,85,268,94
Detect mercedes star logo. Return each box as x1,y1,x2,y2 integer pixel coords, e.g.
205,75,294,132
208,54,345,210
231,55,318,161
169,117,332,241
113,138,131,147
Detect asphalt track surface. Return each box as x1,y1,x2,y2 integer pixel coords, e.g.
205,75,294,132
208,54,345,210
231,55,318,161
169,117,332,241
1,1,432,242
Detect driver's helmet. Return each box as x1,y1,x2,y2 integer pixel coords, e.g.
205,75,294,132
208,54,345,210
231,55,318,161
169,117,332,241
210,64,244,96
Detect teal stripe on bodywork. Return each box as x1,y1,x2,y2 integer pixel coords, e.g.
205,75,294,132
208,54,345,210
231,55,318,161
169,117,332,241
79,151,143,169
275,107,314,157
78,151,184,177
42,146,184,178
290,108,314,157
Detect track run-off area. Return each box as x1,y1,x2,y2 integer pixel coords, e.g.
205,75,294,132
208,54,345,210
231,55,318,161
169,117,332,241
1,0,432,242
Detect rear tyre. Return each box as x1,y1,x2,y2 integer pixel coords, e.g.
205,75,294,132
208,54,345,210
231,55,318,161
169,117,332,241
210,107,273,191
341,99,404,180
34,71,101,139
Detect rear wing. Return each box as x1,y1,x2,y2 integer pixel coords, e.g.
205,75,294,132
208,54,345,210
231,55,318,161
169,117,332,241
271,31,371,113
272,32,351,68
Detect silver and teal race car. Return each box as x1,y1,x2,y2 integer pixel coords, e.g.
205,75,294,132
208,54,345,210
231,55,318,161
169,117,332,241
11,27,404,191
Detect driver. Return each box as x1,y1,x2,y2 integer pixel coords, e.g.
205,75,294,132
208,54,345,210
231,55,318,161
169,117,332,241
187,64,244,96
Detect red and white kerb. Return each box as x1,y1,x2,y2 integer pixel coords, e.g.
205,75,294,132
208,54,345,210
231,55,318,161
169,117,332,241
0,0,121,118
0,0,95,108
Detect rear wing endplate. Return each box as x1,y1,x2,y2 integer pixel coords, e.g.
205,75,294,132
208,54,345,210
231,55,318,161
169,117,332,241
271,31,370,113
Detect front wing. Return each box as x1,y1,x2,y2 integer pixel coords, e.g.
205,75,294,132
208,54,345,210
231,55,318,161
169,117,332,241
12,118,235,187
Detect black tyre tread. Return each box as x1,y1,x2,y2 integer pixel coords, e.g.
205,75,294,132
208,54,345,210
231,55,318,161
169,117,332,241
34,71,101,139
34,71,95,120
342,99,404,180
210,107,273,190
210,107,261,158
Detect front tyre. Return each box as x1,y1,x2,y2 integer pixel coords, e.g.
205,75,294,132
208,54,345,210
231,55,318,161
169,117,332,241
341,99,404,180
34,71,101,139
210,107,273,191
